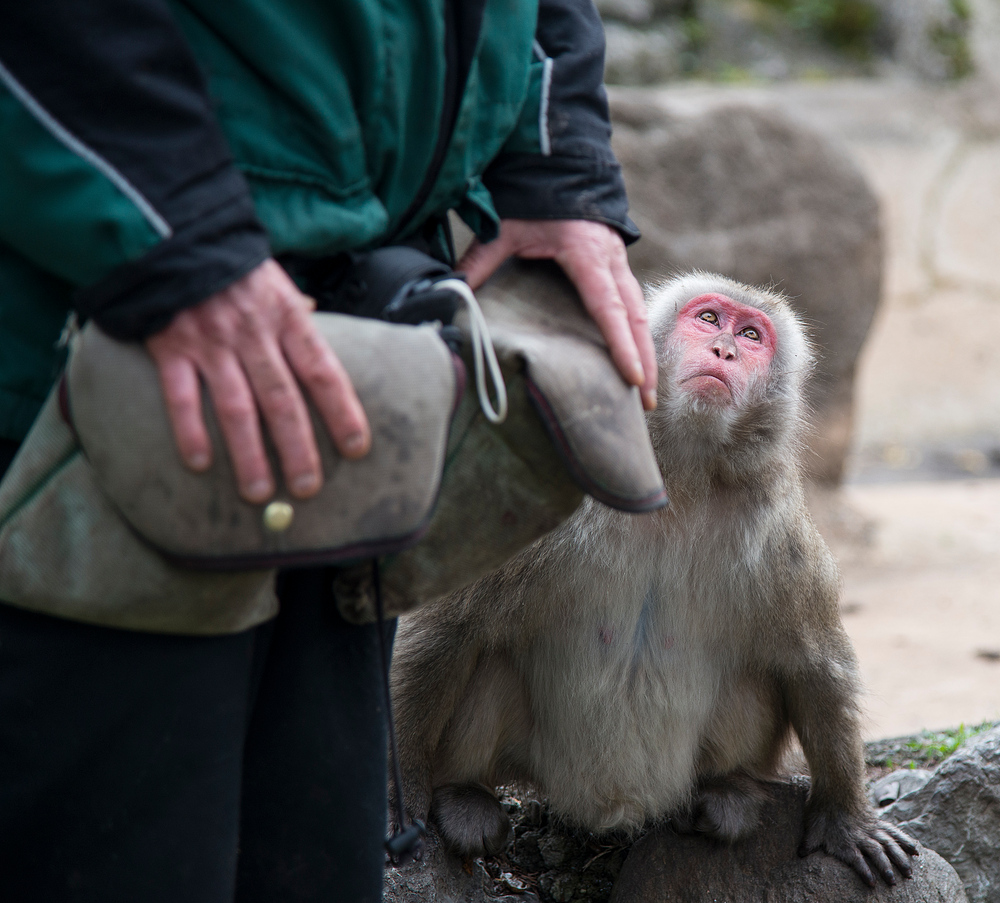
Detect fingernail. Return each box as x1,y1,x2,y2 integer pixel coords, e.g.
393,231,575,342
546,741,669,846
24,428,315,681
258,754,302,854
292,473,321,497
245,479,273,503
643,387,658,410
631,359,645,386
342,432,368,458
186,452,210,471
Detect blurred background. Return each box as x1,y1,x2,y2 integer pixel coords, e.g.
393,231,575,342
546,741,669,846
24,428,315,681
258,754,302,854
598,0,1000,739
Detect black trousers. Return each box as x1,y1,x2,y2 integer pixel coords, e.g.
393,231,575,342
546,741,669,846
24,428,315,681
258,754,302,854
0,567,392,903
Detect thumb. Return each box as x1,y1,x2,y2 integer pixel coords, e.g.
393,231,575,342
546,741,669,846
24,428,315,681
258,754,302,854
456,236,514,289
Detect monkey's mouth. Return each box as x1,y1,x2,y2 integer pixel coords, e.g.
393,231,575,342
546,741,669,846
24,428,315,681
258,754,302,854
682,373,733,402
683,372,730,388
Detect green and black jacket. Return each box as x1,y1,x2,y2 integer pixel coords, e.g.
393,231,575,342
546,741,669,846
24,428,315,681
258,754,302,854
0,0,636,444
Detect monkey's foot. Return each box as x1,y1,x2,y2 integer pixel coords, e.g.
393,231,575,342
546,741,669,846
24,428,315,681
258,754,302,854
430,782,512,858
671,773,770,842
800,808,919,887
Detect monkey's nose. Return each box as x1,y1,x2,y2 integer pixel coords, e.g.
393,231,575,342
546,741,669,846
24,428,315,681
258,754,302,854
712,337,737,360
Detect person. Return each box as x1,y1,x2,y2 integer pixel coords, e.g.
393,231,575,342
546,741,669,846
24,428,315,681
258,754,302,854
0,0,656,900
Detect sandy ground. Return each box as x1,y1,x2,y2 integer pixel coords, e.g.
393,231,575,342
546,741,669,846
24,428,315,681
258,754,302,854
823,479,1000,740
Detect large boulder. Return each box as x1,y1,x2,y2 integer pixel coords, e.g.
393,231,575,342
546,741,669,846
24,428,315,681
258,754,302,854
610,779,967,903
612,99,883,485
880,726,1000,903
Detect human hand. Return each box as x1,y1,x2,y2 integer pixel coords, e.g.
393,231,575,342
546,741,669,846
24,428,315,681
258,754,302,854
145,259,371,504
457,218,657,410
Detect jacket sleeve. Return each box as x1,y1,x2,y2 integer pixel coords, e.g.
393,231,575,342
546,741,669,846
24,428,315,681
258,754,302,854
0,0,271,339
481,0,639,243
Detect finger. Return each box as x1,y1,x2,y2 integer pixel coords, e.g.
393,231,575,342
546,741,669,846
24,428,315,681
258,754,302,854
859,835,897,886
282,312,371,461
883,823,920,855
238,330,324,500
557,249,646,389
609,249,657,410
840,846,877,888
201,352,274,504
876,827,917,876
456,235,514,289
882,839,915,878
149,349,212,471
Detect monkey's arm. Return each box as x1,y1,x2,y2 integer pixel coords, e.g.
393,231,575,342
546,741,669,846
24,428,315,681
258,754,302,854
391,607,486,824
781,603,918,886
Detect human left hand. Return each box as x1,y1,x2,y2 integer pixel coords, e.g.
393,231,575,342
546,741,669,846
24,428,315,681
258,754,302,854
457,218,657,411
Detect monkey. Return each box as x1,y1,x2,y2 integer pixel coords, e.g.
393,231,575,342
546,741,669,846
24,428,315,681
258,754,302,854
389,272,918,887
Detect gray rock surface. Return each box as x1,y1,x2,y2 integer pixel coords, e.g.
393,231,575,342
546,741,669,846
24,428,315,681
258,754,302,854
612,99,882,484
610,780,967,903
870,768,935,806
881,726,1000,903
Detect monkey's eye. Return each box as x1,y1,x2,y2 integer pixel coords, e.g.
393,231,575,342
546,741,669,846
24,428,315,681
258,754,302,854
698,311,719,325
739,326,761,342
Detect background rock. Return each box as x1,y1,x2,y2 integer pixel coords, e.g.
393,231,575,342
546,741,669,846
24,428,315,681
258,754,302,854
612,99,882,485
870,768,934,806
870,0,973,81
596,0,974,84
880,726,1000,903
610,779,967,903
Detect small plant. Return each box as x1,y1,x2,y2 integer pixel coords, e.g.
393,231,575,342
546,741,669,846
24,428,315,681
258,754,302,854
930,0,973,80
866,721,998,777
754,0,880,57
904,722,993,765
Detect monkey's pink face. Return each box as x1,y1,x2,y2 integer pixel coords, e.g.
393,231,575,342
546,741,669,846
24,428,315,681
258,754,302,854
671,294,777,405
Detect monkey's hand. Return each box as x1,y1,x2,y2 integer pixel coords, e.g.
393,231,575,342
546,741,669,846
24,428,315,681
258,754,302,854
800,807,919,887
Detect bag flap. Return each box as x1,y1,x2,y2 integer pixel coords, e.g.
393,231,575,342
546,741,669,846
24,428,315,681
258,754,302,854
467,260,667,512
66,314,460,568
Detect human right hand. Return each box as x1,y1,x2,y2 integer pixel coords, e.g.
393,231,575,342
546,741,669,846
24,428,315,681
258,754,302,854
458,218,657,411
145,259,371,504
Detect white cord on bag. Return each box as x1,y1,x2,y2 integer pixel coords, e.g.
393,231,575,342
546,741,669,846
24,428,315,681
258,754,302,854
436,278,508,424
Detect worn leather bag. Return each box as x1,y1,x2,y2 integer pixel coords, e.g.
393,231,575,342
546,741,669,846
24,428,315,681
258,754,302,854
0,261,666,633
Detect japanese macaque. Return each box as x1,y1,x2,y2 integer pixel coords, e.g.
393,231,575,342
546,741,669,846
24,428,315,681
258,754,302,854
390,273,917,886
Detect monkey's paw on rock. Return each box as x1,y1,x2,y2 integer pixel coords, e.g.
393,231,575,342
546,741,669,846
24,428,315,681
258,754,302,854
611,781,966,903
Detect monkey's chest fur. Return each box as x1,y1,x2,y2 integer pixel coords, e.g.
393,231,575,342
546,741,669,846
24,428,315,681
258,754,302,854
435,502,790,832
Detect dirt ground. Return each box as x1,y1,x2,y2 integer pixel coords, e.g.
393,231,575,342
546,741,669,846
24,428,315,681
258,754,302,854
819,479,1000,741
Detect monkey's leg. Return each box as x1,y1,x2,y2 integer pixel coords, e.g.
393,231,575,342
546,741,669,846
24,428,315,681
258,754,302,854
390,615,485,829
670,772,771,842
784,637,918,886
429,654,532,858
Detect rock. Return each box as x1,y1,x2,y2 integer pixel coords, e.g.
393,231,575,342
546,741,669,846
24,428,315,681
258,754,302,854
871,0,973,80
881,726,1000,903
537,833,574,870
593,0,655,27
610,779,968,903
870,768,935,806
612,99,882,485
603,20,687,84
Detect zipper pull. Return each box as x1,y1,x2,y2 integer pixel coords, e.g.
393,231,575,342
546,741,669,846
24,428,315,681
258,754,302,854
56,311,80,350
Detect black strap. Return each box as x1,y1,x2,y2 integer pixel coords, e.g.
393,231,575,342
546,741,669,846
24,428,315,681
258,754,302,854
372,559,427,865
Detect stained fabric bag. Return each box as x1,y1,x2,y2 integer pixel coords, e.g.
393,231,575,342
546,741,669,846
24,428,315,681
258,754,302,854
0,260,666,634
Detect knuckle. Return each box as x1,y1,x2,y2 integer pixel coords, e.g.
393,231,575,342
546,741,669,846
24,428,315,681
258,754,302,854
258,381,302,417
213,394,256,422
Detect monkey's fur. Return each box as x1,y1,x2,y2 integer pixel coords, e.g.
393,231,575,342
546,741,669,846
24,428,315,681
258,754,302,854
391,273,917,886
